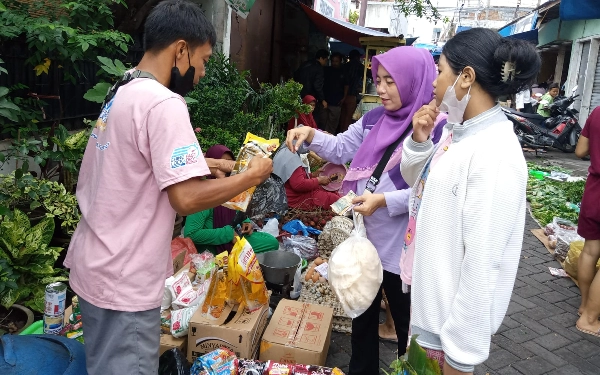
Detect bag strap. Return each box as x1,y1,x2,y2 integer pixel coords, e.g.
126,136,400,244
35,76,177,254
365,125,413,193
100,70,157,109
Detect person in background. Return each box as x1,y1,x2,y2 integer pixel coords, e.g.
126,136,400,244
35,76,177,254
321,52,346,134
288,95,318,131
286,46,441,375
401,28,540,374
537,82,560,117
339,49,365,133
294,49,329,128
272,143,340,210
515,87,536,113
62,2,272,374
574,106,600,338
185,145,280,255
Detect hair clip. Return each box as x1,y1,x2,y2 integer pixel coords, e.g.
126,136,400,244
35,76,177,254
501,61,519,82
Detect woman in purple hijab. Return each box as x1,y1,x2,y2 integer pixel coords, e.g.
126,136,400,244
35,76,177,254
286,47,445,375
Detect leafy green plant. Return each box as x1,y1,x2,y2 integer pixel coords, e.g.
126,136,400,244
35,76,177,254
187,53,308,153
0,173,81,234
382,336,442,375
83,56,131,103
0,0,132,83
0,259,18,298
394,0,448,22
0,209,68,312
526,163,583,226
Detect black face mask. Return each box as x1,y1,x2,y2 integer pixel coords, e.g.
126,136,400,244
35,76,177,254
169,48,195,97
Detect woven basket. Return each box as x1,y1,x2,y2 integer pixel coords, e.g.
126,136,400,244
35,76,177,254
307,151,326,171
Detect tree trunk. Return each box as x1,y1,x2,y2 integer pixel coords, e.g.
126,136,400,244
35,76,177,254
358,0,368,26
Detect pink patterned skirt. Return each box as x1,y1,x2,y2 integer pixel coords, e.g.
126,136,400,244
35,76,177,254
425,348,446,371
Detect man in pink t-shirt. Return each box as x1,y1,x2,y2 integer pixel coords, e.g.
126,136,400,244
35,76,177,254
63,1,272,374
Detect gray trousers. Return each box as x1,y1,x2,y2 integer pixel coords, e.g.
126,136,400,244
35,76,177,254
79,297,161,375
320,106,342,134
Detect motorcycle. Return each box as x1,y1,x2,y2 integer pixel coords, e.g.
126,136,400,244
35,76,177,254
502,87,581,153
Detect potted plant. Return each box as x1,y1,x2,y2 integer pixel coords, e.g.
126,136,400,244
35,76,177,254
0,209,69,314
0,259,34,334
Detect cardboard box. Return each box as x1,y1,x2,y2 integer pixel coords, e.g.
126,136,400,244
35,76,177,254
187,303,270,363
160,333,187,356
172,250,186,275
259,300,333,366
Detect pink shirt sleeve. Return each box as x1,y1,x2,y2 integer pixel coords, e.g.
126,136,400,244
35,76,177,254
142,97,210,190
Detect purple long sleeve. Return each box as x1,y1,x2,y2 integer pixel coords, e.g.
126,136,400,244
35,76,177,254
307,119,410,275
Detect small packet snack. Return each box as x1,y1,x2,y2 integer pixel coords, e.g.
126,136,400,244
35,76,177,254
170,305,199,338
222,133,280,212
162,276,175,312
197,348,239,375
293,365,345,375
191,251,216,284
169,272,192,300
238,359,265,375
201,251,230,319
229,237,269,312
264,361,294,375
172,288,202,310
160,310,171,334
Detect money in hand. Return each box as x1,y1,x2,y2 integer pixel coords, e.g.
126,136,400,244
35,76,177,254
331,191,358,216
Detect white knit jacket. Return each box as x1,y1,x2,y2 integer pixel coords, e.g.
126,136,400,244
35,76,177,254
400,106,527,372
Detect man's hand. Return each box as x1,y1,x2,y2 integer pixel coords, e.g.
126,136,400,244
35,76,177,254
338,96,346,106
286,126,316,152
246,156,272,184
317,176,330,186
241,222,253,235
322,100,328,109
352,192,386,216
206,158,235,179
412,100,439,143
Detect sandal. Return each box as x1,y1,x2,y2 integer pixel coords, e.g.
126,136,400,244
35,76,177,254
576,324,600,338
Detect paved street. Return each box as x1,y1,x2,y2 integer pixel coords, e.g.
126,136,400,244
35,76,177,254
324,152,600,374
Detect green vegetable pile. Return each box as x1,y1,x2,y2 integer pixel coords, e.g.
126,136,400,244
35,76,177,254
526,162,585,226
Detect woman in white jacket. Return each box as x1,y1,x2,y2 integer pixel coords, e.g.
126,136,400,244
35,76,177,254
399,28,541,375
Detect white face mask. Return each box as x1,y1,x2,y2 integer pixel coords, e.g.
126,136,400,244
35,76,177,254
439,73,471,124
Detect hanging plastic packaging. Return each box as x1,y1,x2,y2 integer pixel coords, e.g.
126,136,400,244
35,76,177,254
328,211,383,318
222,133,279,212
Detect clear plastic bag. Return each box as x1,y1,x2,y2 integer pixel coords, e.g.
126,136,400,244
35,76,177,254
283,235,319,260
260,218,280,238
328,211,383,318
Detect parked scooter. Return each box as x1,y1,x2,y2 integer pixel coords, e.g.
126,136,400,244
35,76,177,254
502,87,581,153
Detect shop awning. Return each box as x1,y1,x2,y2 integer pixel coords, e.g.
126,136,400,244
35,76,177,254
300,3,390,48
505,29,538,44
560,0,600,20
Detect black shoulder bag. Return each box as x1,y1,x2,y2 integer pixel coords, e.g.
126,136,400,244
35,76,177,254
364,125,413,193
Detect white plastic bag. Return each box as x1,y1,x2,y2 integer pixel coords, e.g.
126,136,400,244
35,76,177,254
261,218,280,237
328,211,383,318
161,276,175,312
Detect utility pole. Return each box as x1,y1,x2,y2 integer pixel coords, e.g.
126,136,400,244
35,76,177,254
359,0,367,26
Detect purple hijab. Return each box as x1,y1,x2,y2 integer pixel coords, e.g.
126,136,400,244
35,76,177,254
204,145,237,241
342,47,436,194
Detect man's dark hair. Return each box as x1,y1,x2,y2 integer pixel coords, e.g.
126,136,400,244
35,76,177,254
548,82,560,90
315,49,330,60
144,0,217,52
331,52,344,61
348,50,361,60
